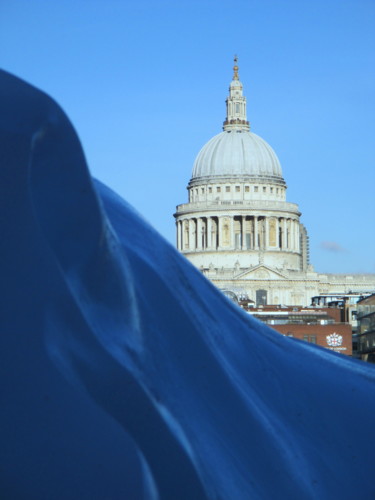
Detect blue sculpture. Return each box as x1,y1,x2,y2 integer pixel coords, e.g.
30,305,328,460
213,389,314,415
0,70,374,499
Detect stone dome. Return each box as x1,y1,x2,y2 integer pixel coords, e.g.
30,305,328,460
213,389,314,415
191,130,283,181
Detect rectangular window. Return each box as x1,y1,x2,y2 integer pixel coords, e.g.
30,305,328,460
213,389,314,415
254,186,258,192
208,187,212,193
235,233,241,249
217,187,221,193
303,334,317,343
256,289,268,307
270,188,273,193
246,233,251,249
263,186,266,193
226,186,230,192
201,188,204,194
235,186,240,192
245,186,250,192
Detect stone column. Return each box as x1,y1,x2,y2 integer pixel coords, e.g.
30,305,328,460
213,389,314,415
254,216,259,249
203,218,207,250
289,219,293,251
282,218,287,250
177,220,182,250
242,216,246,250
197,218,202,250
213,218,218,250
295,220,300,252
265,217,269,250
275,218,279,249
189,219,195,251
218,217,223,248
207,217,212,249
183,221,189,250
231,216,235,250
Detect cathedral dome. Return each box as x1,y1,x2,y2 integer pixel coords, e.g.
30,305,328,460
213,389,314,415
191,130,283,181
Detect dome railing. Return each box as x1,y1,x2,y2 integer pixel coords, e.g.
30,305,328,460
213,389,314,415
176,200,301,214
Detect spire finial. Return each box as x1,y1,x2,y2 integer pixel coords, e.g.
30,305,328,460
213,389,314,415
233,54,239,80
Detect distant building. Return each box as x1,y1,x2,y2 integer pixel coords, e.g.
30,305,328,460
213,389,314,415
277,324,353,356
311,292,371,332
174,58,375,306
245,304,352,356
357,294,375,362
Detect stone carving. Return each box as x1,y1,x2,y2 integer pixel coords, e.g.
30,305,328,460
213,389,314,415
222,218,231,246
269,218,276,247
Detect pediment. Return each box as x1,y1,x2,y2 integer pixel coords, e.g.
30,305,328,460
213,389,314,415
235,265,289,281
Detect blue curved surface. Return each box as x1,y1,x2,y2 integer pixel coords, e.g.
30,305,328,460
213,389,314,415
1,70,374,499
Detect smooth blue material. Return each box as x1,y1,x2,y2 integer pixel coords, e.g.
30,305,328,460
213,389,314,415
1,70,374,499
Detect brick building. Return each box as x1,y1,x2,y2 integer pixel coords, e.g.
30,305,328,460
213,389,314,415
246,305,352,355
273,323,352,355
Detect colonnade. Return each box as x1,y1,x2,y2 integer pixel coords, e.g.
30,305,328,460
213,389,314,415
176,215,300,253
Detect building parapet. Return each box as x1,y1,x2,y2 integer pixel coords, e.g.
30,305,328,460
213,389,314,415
176,199,300,215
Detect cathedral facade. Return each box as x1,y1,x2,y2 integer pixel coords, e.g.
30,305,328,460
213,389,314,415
174,59,375,306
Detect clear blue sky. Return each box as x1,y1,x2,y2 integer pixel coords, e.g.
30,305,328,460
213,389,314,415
1,0,374,274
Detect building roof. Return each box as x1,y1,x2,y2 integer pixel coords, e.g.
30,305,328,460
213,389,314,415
191,130,283,181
